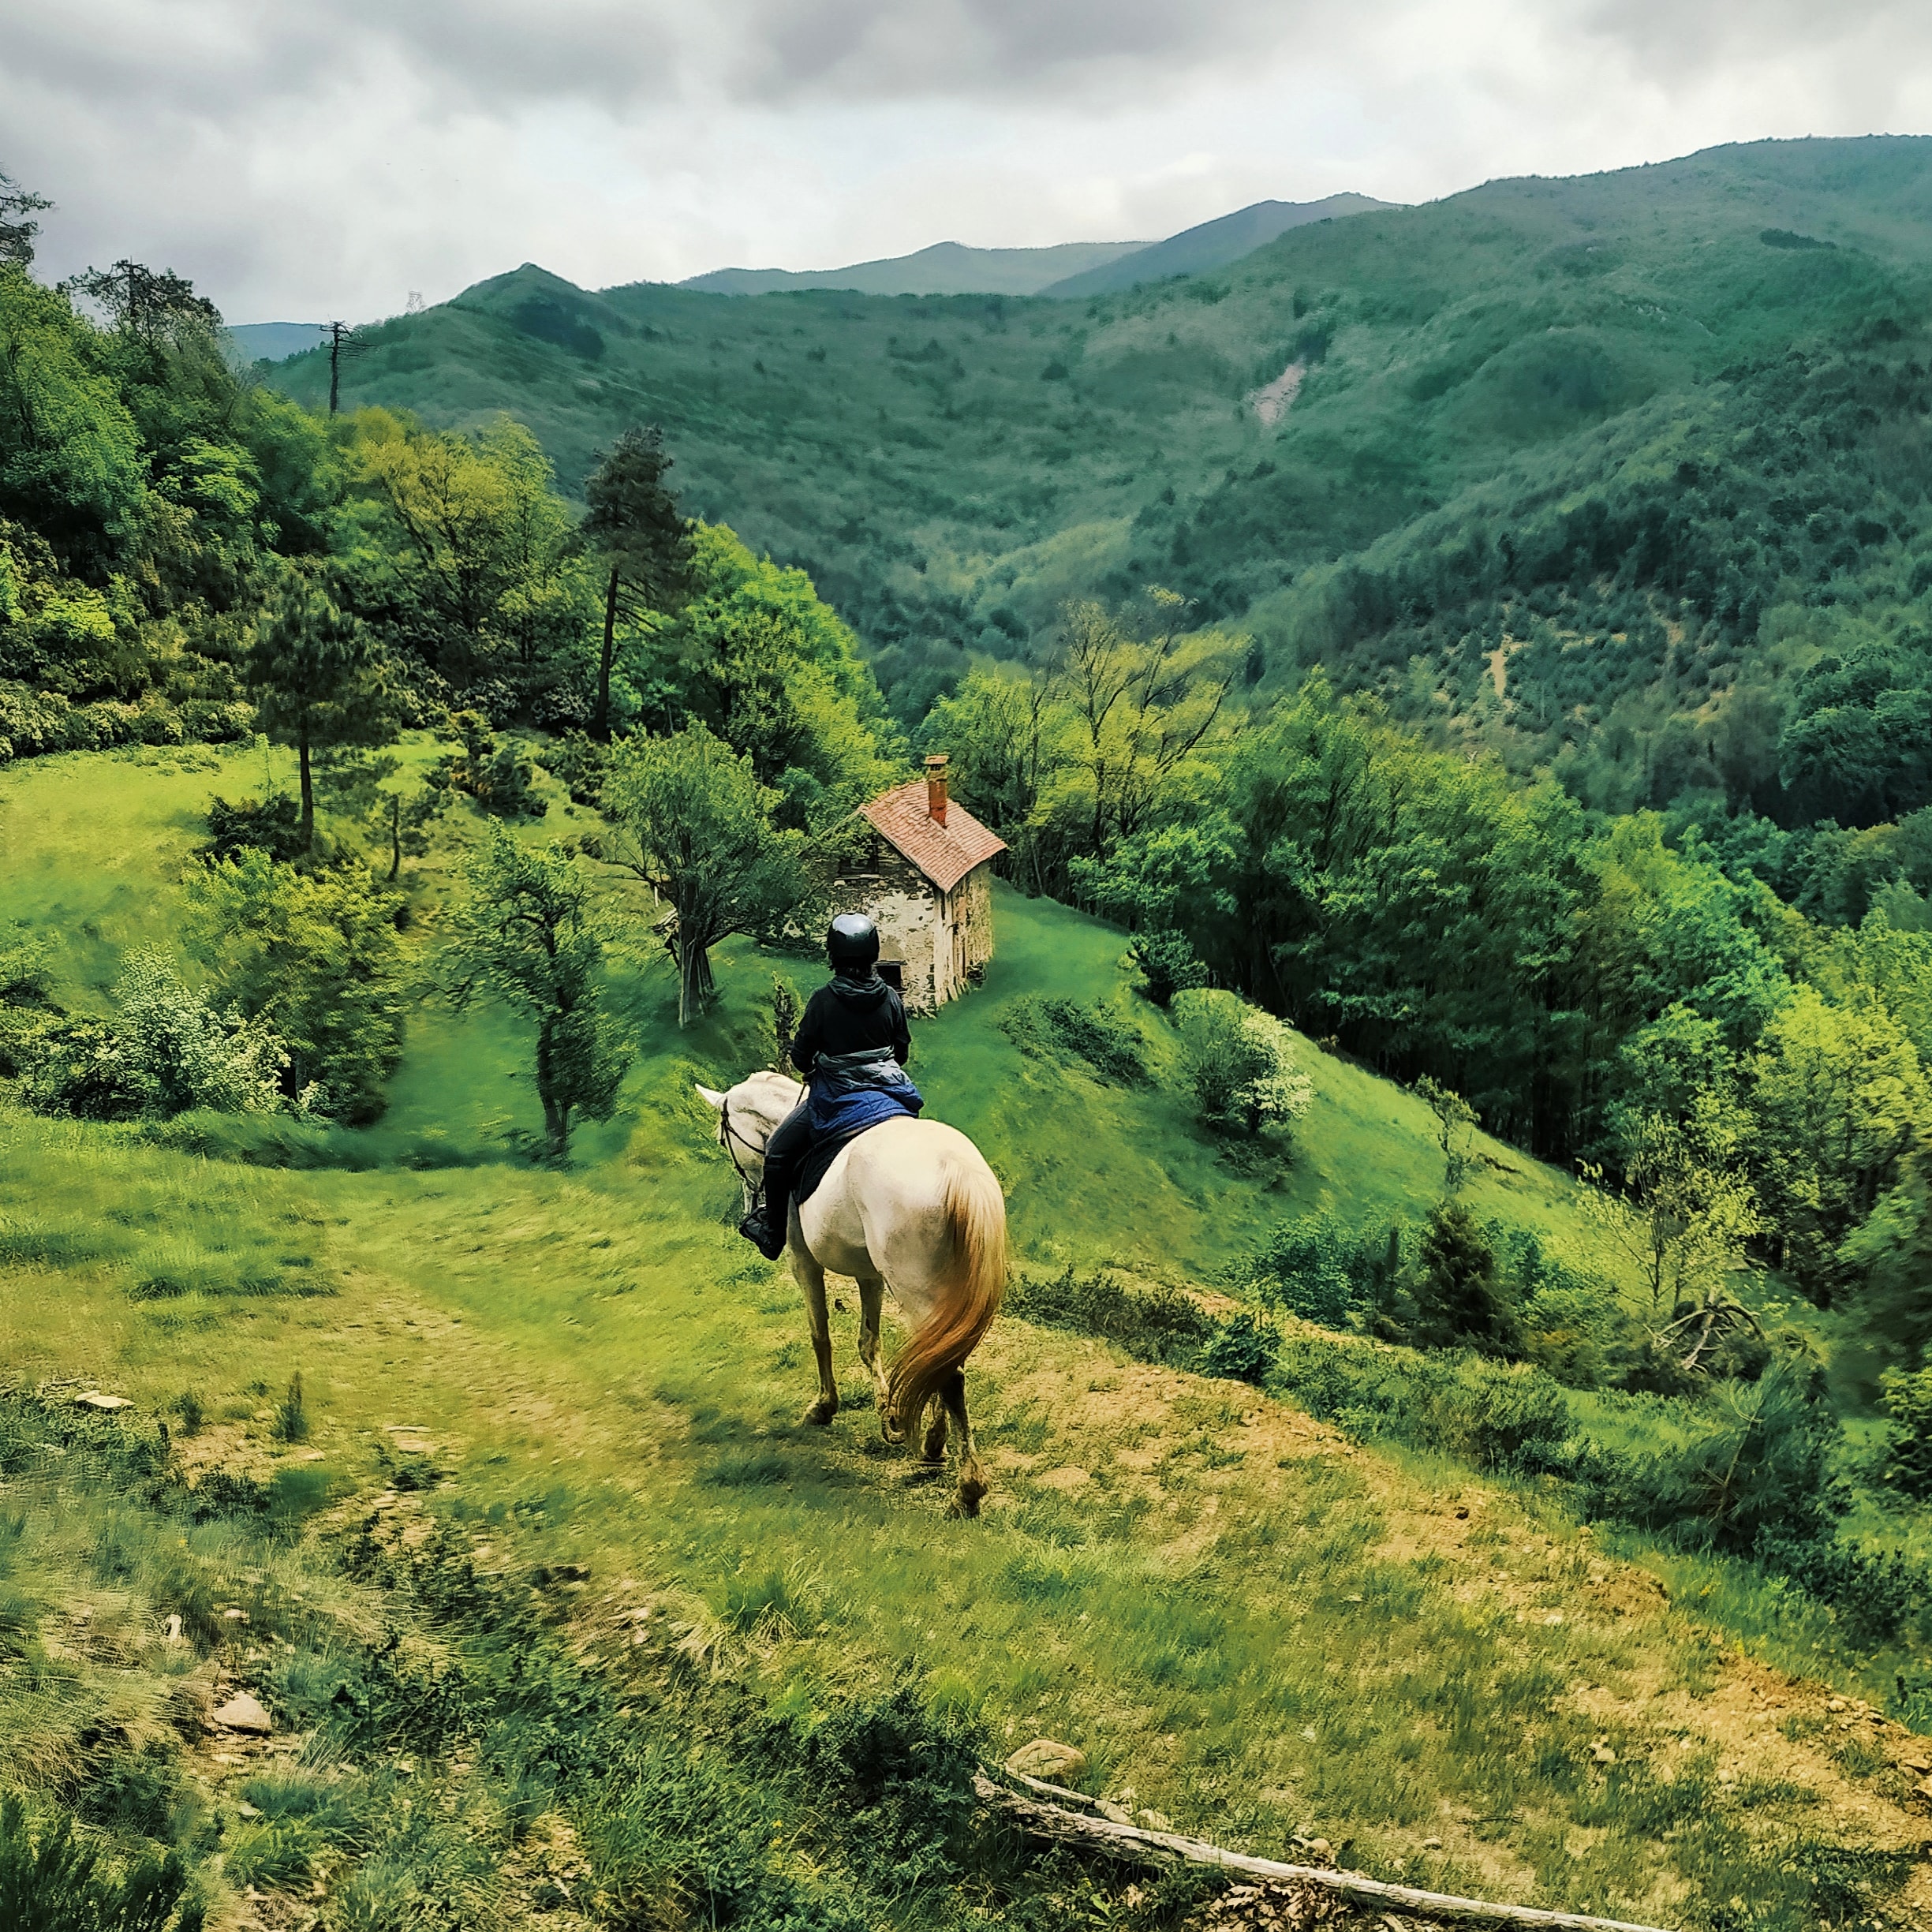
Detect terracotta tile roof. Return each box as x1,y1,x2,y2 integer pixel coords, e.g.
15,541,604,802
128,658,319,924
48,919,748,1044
858,781,1007,895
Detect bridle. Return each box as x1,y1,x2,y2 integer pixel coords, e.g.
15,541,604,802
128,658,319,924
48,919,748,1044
716,1080,805,1203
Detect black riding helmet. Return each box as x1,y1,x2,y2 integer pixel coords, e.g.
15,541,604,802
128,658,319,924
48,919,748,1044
826,911,880,973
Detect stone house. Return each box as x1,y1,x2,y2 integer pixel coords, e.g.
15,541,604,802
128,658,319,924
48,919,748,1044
836,755,1006,1014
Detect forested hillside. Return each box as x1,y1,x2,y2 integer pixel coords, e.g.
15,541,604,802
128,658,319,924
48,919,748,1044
269,134,1932,760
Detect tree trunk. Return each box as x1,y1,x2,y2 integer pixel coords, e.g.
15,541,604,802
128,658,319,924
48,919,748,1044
536,1025,570,1160
595,564,620,741
677,932,712,1028
387,795,402,881
297,731,314,848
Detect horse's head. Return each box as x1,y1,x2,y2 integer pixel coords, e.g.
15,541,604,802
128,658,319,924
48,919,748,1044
697,1074,803,1204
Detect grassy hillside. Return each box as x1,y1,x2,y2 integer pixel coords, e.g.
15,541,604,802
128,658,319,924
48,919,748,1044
267,135,1932,738
6,745,1932,1929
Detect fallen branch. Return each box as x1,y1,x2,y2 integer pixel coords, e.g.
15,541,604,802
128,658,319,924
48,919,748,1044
976,1771,1676,1931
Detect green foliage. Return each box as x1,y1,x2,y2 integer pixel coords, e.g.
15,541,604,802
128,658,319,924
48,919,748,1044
600,722,812,1025
1126,929,1207,1007
1414,1200,1519,1355
1878,1364,1932,1499
21,950,287,1120
998,994,1147,1084
246,570,394,844
1006,1267,1216,1366
0,1796,204,1932
1591,1354,1845,1554
443,825,630,1157
185,850,408,1122
1172,988,1312,1135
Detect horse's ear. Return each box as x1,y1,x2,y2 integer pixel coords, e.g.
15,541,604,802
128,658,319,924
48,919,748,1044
694,1084,728,1111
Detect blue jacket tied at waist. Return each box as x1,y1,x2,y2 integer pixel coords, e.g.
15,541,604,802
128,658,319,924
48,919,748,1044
805,1046,923,1138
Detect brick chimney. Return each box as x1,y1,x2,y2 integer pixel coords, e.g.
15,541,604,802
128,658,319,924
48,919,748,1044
924,752,949,827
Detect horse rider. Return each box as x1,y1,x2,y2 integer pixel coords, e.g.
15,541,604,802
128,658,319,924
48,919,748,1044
738,911,921,1260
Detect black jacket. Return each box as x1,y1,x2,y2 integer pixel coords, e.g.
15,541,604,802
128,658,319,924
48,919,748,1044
790,973,910,1075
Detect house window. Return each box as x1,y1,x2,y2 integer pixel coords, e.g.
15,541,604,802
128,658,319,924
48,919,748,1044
877,960,903,990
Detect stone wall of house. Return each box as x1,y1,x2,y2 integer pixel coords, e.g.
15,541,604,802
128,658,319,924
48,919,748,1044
832,843,997,1016
833,844,940,1013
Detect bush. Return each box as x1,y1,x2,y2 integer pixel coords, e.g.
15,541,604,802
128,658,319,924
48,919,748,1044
21,952,289,1120
1129,929,1208,1007
1755,1533,1925,1647
0,1793,204,1932
1198,1310,1278,1384
1878,1365,1932,1499
999,996,1146,1084
1172,988,1313,1136
1413,1200,1520,1355
1235,1213,1403,1330
1007,1268,1214,1365
1588,1354,1845,1553
204,794,308,865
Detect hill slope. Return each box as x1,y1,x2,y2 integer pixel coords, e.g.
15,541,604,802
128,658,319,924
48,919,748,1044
4,743,1931,1929
267,135,1932,765
678,237,1152,297
1038,192,1395,295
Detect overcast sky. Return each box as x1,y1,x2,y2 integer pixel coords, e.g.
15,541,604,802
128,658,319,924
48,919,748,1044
3,0,1929,323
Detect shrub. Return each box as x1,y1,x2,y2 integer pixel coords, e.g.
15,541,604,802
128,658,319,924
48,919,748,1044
1878,1365,1932,1499
204,794,307,865
1171,988,1313,1135
1198,1310,1278,1384
1755,1534,1925,1647
1129,929,1208,1007
1414,1200,1519,1355
1589,1354,1845,1553
1236,1213,1403,1329
999,996,1146,1084
0,1793,204,1932
22,952,289,1120
1007,1268,1214,1365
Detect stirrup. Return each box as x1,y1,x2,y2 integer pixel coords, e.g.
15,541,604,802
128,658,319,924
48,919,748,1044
739,1211,786,1261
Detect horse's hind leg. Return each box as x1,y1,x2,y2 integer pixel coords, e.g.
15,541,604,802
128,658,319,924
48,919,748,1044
920,1397,948,1466
855,1274,894,1422
794,1250,839,1427
940,1370,988,1519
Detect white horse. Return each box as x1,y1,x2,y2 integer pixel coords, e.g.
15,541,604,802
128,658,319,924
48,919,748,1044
695,1072,1007,1516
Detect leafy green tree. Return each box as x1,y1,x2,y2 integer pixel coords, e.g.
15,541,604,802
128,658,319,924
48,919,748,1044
600,723,809,1026
1744,985,1930,1297
1172,988,1313,1137
186,850,408,1122
246,572,394,846
1414,1200,1519,1355
352,411,587,701
582,425,692,741
1877,1365,1932,1500
0,170,50,268
1414,1074,1479,1190
443,826,630,1159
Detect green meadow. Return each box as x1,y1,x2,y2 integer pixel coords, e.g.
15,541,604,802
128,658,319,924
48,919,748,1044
5,745,1930,1930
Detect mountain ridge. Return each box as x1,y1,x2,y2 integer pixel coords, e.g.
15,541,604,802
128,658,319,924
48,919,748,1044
678,237,1152,298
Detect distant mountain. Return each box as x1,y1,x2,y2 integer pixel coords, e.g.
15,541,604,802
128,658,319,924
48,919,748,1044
680,239,1153,299
1039,194,1395,297
226,321,331,364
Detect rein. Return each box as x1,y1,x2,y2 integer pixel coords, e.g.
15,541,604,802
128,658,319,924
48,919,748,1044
718,1080,805,1205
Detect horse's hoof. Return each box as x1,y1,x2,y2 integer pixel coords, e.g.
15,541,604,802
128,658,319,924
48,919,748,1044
880,1411,906,1447
947,1477,988,1519
802,1398,837,1427
921,1442,947,1467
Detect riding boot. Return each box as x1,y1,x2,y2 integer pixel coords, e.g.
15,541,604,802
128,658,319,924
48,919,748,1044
741,1159,793,1261
736,1100,809,1262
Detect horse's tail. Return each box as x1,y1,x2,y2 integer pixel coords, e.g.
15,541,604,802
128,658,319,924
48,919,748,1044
888,1157,1006,1433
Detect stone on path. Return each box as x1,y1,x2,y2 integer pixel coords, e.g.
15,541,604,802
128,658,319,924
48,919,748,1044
74,1392,133,1411
211,1691,272,1735
1005,1738,1085,1781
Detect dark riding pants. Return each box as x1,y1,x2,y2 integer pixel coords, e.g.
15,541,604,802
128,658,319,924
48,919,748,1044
760,1101,812,1235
